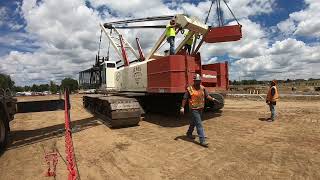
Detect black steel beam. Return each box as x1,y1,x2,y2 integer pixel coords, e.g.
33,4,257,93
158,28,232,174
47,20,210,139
104,15,174,26
104,25,167,29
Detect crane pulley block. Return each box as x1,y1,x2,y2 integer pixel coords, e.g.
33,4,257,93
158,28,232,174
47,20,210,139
204,25,242,43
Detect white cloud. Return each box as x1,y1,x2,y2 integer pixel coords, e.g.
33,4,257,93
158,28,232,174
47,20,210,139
0,0,104,85
7,23,24,31
0,32,39,53
0,5,24,31
88,0,177,17
0,7,8,26
0,0,319,86
178,0,275,25
204,57,218,65
231,38,320,80
227,0,275,18
277,0,320,38
277,19,296,36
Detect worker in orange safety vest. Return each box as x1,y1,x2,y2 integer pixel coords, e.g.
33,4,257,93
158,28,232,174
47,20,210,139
180,74,217,147
266,80,279,121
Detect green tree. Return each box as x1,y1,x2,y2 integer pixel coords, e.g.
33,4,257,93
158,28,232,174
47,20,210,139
31,84,39,92
38,84,49,92
14,86,24,92
24,86,31,91
0,73,15,90
49,81,58,94
232,80,239,85
61,78,78,92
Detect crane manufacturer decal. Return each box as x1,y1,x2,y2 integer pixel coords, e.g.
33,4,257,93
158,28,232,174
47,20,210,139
133,66,142,85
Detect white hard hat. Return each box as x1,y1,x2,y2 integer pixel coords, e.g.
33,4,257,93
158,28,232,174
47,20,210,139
193,74,201,81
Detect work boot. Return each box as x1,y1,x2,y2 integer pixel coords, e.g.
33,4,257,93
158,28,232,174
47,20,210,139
186,133,195,139
200,141,209,147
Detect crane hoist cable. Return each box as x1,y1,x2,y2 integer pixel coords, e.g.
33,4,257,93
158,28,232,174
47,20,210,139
205,0,214,24
205,0,241,26
97,29,103,58
97,28,112,62
222,0,240,25
106,29,112,61
216,0,224,26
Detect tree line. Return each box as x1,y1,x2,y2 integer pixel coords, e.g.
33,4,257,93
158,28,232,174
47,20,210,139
231,78,320,86
231,80,267,85
0,73,79,93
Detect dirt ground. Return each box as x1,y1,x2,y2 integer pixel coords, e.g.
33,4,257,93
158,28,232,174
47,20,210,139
0,94,320,180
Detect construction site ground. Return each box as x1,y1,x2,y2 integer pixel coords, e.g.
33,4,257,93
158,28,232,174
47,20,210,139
1,94,319,179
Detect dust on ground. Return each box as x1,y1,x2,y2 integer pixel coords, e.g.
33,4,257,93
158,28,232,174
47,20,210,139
0,94,319,179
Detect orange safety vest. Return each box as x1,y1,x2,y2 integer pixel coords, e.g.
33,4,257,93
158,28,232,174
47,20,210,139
267,86,279,102
187,85,205,109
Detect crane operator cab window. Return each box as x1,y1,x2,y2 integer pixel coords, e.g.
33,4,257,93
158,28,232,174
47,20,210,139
106,63,116,68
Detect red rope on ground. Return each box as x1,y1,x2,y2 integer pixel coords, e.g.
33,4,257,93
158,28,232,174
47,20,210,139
64,89,78,180
44,151,58,177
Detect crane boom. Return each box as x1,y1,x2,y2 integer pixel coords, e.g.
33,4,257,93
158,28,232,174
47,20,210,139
104,15,174,26
100,13,241,65
101,14,209,63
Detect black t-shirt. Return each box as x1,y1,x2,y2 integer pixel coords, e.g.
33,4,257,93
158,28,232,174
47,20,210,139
271,87,275,96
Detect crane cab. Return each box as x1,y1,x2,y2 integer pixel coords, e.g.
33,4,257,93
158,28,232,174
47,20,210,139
101,62,116,90
79,61,116,90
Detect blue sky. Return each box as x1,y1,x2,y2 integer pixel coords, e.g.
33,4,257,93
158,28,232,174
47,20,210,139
250,0,305,26
0,0,319,85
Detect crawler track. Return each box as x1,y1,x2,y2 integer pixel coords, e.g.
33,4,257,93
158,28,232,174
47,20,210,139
83,95,142,128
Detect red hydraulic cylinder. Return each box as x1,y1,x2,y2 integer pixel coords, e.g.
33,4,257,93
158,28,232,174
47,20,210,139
119,35,130,66
136,37,145,61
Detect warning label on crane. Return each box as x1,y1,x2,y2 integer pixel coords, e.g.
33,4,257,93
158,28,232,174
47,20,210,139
133,66,142,85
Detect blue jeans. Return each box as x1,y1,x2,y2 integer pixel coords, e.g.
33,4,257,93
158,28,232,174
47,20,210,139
167,36,175,55
187,109,206,143
269,104,276,120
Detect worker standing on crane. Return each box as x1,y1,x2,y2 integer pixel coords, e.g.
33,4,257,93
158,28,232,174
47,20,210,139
183,30,194,54
166,19,178,55
180,74,216,147
266,80,279,121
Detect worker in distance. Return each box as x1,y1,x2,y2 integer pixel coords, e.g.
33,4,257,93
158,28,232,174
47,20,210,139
266,80,279,121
